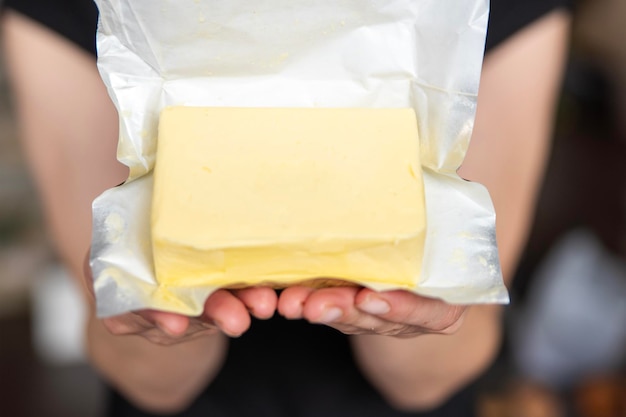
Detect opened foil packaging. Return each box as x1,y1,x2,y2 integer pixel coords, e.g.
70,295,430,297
90,0,508,317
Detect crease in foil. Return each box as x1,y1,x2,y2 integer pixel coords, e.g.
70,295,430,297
91,0,508,317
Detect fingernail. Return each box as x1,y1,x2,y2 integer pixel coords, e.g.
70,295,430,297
319,307,343,323
359,295,390,315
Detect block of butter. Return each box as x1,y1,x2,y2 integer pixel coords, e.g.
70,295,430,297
151,107,426,289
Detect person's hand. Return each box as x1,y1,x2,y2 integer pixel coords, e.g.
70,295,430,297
277,286,466,338
99,287,277,345
84,251,277,345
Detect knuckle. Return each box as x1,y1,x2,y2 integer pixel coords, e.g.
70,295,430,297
142,330,180,346
434,306,466,334
102,318,135,335
145,327,219,346
395,323,417,337
380,323,410,337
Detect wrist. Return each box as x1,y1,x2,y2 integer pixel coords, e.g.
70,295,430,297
85,313,228,413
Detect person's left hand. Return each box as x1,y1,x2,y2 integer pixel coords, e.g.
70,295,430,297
277,286,467,338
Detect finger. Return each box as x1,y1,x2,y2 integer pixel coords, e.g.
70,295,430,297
300,286,361,323
186,318,219,335
300,287,412,336
138,316,219,345
102,312,154,336
203,289,251,337
138,326,218,346
102,310,218,345
233,287,278,319
355,289,467,334
277,286,316,319
137,310,191,337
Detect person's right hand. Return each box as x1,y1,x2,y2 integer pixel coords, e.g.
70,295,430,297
99,287,277,346
84,251,277,345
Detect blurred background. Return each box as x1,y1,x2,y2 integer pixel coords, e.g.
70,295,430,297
0,23,104,416
0,1,625,416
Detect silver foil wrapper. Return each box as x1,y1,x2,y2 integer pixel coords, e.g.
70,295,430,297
91,0,508,317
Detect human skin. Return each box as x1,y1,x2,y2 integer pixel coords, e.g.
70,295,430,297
1,9,570,414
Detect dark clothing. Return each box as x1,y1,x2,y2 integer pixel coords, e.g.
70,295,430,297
4,0,98,55
4,0,572,56
2,0,572,416
486,0,573,51
108,316,478,417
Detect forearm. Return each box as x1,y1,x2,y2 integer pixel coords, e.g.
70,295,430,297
3,11,231,414
351,305,501,410
350,10,570,411
87,314,228,413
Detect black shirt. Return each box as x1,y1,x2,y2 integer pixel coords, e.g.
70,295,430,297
107,315,479,417
2,1,573,416
4,0,571,56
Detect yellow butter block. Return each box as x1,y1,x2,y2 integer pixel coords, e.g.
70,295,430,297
151,107,426,289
